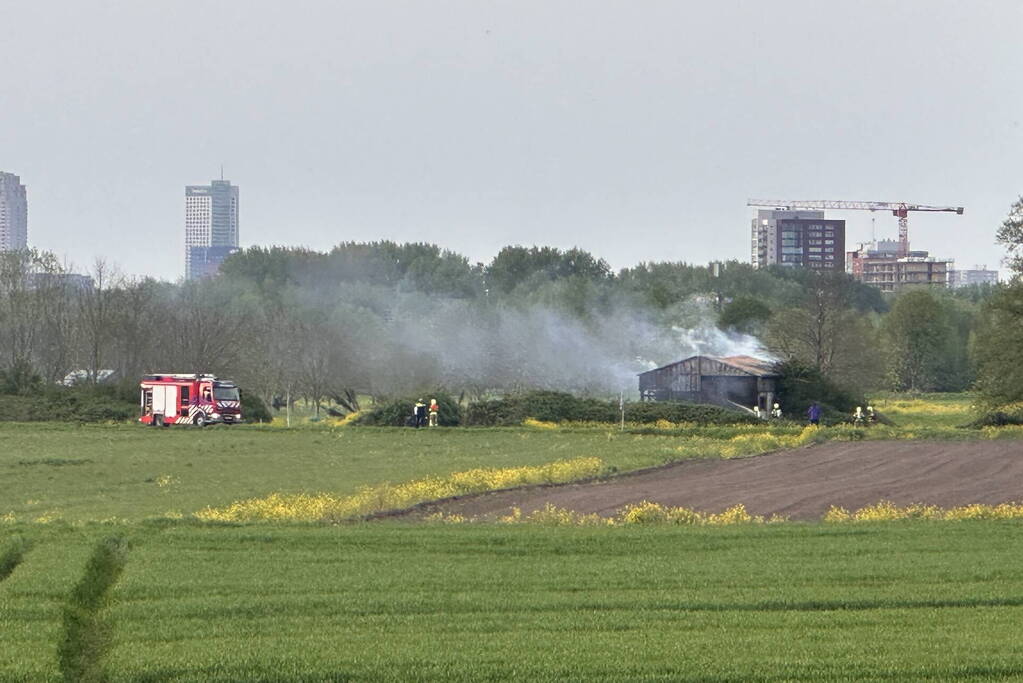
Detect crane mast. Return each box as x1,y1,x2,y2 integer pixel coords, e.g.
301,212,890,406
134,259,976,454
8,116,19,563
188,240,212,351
747,199,964,257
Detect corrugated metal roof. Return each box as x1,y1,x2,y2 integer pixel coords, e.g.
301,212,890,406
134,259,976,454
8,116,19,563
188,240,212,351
639,354,778,377
718,355,777,377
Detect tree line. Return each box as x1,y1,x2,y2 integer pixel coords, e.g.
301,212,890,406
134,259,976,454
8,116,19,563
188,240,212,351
0,214,1015,413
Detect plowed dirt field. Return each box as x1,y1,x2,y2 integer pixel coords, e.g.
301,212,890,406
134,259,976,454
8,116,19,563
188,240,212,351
408,440,1023,521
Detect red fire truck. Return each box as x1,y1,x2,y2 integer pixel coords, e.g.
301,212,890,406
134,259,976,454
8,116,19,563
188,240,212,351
139,374,243,427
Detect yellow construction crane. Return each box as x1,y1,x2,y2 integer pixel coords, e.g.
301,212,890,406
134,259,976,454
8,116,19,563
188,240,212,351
747,199,964,257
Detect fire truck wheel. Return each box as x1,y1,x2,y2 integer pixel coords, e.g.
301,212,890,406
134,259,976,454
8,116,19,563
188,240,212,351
194,412,207,428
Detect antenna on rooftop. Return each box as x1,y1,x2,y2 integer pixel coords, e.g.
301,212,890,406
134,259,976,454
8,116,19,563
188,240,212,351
220,164,224,181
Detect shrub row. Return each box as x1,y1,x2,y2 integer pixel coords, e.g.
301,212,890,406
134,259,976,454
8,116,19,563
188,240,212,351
352,392,462,427
0,384,270,424
964,403,1023,428
0,392,136,422
353,390,757,427
462,391,757,427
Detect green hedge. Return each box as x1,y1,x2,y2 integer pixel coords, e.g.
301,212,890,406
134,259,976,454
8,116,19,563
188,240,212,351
240,391,272,423
462,391,756,427
964,406,1023,428
353,393,462,427
0,392,136,423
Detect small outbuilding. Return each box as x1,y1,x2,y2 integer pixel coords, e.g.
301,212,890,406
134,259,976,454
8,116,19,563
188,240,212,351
638,355,779,411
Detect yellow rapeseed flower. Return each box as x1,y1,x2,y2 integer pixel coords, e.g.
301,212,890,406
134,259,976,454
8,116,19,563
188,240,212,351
195,456,605,523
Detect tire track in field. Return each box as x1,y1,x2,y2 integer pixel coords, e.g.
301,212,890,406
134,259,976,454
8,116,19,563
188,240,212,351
58,535,129,682
0,536,29,582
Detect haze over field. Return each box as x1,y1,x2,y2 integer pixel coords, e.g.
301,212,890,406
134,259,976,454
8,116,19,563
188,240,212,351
1,1,1020,280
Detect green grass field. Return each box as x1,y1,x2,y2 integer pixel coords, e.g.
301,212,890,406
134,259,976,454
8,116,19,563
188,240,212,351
0,394,1006,524
0,423,726,523
3,395,1023,680
5,523,1023,681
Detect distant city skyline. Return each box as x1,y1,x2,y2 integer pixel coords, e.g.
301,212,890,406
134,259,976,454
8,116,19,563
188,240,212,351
1,2,1020,281
0,172,28,253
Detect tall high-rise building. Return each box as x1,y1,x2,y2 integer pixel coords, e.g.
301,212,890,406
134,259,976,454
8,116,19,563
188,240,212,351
0,172,28,252
185,178,239,280
751,209,845,271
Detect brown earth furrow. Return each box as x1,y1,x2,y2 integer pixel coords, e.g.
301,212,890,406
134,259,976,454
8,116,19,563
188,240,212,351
408,440,1023,522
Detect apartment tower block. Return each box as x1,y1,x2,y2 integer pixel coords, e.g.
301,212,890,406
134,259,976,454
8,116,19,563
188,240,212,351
0,172,28,252
751,209,845,271
185,179,239,280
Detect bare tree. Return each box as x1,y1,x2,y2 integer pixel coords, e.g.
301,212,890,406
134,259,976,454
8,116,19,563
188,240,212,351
76,259,122,383
108,278,161,381
33,254,78,383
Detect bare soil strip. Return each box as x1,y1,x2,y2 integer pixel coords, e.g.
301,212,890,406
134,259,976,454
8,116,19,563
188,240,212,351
408,440,1023,522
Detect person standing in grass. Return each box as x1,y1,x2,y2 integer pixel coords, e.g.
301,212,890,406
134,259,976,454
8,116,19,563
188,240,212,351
414,399,427,428
807,402,822,426
428,398,439,427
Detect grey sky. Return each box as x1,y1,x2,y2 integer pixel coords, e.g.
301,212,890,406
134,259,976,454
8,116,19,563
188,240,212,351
3,0,1021,281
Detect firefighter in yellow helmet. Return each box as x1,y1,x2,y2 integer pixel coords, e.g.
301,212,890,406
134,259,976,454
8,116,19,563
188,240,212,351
429,398,439,427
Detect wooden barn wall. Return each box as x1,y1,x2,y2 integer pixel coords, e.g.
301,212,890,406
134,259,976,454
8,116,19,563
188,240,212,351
639,357,777,406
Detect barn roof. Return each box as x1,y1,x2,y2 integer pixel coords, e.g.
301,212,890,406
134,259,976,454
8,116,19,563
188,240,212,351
639,354,778,378
719,355,777,376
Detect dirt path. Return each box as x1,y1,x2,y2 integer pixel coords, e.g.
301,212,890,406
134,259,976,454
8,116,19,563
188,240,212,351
410,440,1023,522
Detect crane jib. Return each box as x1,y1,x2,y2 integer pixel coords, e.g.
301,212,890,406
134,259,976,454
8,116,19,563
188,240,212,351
746,199,963,214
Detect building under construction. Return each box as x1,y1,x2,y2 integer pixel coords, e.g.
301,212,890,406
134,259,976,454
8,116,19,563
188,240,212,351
847,240,951,292
639,355,778,411
748,199,964,292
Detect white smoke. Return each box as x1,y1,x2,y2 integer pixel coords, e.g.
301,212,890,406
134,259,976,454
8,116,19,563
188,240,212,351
362,293,772,399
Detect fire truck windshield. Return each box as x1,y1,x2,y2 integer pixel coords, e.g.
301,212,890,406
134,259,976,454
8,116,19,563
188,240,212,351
213,386,240,401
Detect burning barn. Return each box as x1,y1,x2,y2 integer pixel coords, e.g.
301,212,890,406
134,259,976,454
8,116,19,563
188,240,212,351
638,355,778,411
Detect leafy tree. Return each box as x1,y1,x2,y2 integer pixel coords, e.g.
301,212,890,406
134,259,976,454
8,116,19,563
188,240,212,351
773,359,861,421
975,282,1023,405
485,246,611,295
996,196,1023,276
718,296,772,335
763,271,882,395
958,196,1023,405
763,272,852,374
882,289,958,392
